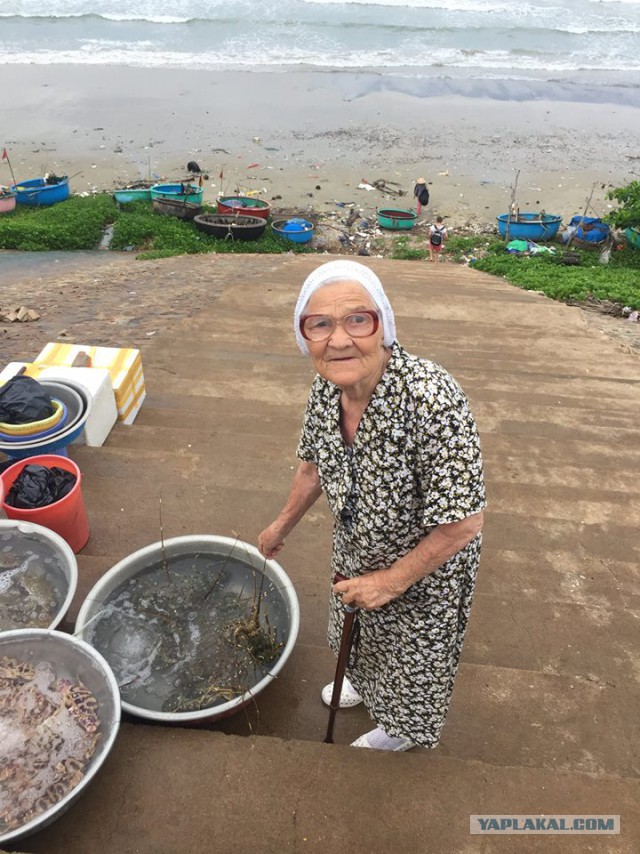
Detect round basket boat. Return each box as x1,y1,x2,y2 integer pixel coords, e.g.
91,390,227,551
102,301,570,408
217,196,271,219
76,535,300,725
0,520,78,632
0,629,120,846
150,183,203,204
497,213,562,241
113,187,153,204
152,196,202,220
194,213,267,241
12,177,70,207
271,217,314,244
0,187,16,214
377,208,417,230
625,226,640,250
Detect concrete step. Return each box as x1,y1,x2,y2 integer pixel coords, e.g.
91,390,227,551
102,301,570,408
19,723,640,854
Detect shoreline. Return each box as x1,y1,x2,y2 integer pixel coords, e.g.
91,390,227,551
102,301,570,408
2,65,639,228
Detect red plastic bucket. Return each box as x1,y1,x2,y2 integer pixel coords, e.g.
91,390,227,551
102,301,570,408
0,454,90,553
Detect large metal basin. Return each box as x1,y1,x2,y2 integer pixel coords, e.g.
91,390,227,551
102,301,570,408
0,629,120,845
0,520,78,631
76,535,300,724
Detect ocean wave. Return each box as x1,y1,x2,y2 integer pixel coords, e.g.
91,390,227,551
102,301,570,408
0,43,637,74
0,12,197,23
298,0,538,11
1,11,638,35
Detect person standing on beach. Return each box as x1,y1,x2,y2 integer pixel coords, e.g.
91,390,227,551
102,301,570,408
413,178,429,216
429,216,447,262
258,260,485,752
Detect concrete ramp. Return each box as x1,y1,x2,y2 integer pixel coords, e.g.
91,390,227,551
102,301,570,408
8,255,639,853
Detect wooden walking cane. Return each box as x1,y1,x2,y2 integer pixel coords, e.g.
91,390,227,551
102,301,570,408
324,572,358,744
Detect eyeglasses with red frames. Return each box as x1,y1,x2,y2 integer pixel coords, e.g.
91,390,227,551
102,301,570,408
299,310,380,342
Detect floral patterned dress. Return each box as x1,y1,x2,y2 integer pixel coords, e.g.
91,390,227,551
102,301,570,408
297,342,486,746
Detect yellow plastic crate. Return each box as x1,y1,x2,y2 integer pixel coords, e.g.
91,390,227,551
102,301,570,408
33,343,146,425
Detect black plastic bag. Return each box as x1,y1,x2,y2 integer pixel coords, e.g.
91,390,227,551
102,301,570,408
0,377,55,425
5,465,77,509
414,182,429,207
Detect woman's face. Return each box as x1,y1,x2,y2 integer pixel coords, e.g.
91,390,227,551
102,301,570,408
303,281,387,391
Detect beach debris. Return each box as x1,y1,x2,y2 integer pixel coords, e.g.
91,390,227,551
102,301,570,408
345,208,359,228
0,306,40,323
371,179,406,198
358,181,375,191
561,251,581,266
627,310,639,323
439,170,449,177
246,163,260,169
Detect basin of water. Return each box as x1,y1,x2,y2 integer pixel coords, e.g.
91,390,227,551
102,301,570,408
76,536,299,723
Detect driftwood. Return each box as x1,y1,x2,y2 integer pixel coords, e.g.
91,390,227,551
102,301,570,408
372,179,406,198
505,169,520,243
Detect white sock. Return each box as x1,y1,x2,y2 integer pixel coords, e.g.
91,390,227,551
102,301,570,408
365,727,412,750
342,678,361,699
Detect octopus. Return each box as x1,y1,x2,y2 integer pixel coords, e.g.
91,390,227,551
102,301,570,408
0,552,21,571
0,552,61,632
0,655,102,834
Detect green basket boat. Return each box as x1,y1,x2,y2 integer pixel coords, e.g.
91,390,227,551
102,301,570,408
151,183,204,204
113,187,152,204
377,208,417,230
625,226,640,249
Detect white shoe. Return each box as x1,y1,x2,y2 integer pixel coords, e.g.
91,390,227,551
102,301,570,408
321,677,363,708
351,727,416,752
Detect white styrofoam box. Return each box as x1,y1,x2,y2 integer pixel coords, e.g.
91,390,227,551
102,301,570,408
1,362,118,447
0,362,26,385
36,367,118,447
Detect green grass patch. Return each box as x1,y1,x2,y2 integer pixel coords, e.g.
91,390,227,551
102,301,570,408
0,195,117,250
473,244,640,309
390,235,427,261
0,195,313,257
112,203,313,257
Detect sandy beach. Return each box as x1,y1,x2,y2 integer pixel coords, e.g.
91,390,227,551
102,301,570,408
3,64,640,227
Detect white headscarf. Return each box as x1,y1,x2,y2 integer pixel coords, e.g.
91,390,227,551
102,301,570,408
293,260,397,355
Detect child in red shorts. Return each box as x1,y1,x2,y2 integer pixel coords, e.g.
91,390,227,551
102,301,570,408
429,216,447,262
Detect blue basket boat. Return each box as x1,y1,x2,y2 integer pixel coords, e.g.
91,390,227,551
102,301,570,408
151,183,203,204
12,177,70,207
271,218,314,244
497,213,562,241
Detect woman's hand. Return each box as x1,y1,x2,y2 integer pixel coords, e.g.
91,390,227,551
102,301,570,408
258,461,322,559
258,522,288,559
333,569,405,611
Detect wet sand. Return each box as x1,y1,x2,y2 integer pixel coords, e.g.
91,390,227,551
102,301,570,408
3,64,640,226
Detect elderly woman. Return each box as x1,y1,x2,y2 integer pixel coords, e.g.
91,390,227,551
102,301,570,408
258,260,485,751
